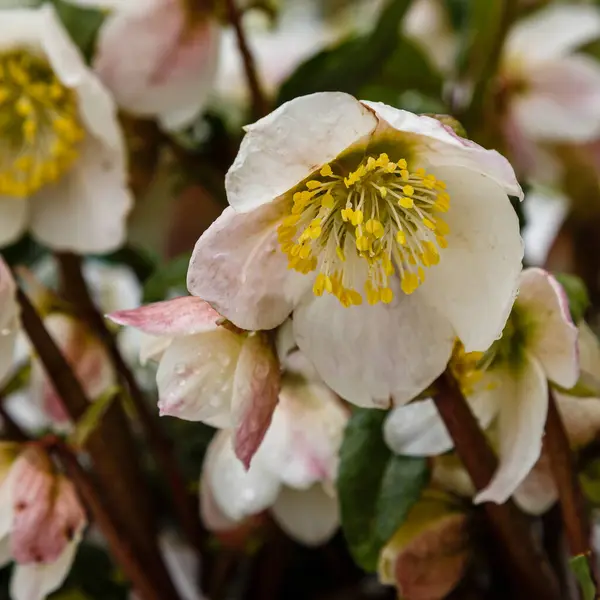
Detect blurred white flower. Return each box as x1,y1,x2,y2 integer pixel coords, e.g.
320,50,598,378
74,0,221,131
0,258,19,386
501,4,600,173
386,268,579,504
187,92,523,409
0,444,87,600
0,5,132,253
200,372,348,546
109,296,280,468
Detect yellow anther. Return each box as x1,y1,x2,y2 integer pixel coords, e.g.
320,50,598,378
401,273,419,295
356,235,370,252
382,254,395,275
402,185,414,196
422,218,436,231
309,226,322,239
397,159,407,169
398,197,414,209
435,218,450,235
400,169,409,181
365,218,385,239
380,287,393,304
341,207,353,222
436,235,448,249
396,230,406,245
282,215,300,227
336,247,346,262
320,164,333,177
306,180,321,190
321,193,335,209
299,245,312,259
351,210,364,226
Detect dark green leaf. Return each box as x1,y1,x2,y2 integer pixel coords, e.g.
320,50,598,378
50,0,105,63
554,273,590,324
338,408,428,571
277,0,413,105
142,253,191,303
570,554,596,600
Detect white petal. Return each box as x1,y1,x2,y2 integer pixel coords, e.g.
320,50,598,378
271,484,339,546
293,283,455,408
418,165,523,352
475,356,548,505
384,394,498,457
156,330,243,426
0,197,28,248
255,377,348,489
94,4,220,129
158,531,204,600
0,259,19,386
505,4,600,64
556,393,600,449
0,8,46,53
10,528,82,600
578,322,600,377
516,268,578,388
187,204,309,331
513,453,557,516
513,55,600,143
226,92,377,212
108,297,221,336
82,260,141,314
203,430,280,522
231,334,280,469
139,333,173,366
29,137,132,254
361,101,523,199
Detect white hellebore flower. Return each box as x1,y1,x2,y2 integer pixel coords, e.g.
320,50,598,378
187,92,524,408
0,5,132,253
0,257,19,385
0,444,87,600
501,4,600,152
200,374,348,546
385,267,579,505
76,0,221,131
108,296,280,468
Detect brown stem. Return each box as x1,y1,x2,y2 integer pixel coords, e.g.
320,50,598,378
224,0,269,120
51,440,166,600
15,286,180,600
55,253,207,559
545,391,596,577
433,372,561,600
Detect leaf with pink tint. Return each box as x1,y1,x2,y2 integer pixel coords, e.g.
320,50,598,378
10,448,86,565
232,334,281,469
108,296,221,336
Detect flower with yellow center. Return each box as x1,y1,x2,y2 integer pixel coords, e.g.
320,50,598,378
0,5,132,253
188,92,523,409
386,268,579,505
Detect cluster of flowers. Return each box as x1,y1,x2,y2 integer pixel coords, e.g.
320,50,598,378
1,0,600,599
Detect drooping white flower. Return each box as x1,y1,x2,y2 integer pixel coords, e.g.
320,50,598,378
0,258,19,386
200,373,348,546
187,92,523,408
0,5,132,253
71,0,221,131
109,296,281,468
0,444,87,600
500,4,600,170
385,267,579,504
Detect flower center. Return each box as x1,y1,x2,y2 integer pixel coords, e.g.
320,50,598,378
448,341,485,397
277,153,450,307
0,50,84,198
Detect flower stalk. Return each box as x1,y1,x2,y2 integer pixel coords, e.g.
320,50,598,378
433,371,561,600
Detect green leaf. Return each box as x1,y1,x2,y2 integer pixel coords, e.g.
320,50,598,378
554,273,590,324
50,0,105,62
69,386,119,448
338,409,429,572
570,554,597,600
277,0,414,105
142,253,191,303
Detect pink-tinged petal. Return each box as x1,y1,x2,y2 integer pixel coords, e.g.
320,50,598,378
94,0,220,129
555,394,600,450
202,430,280,522
418,165,523,353
504,4,600,65
516,268,579,389
226,92,377,213
294,277,455,408
108,296,220,336
187,204,309,331
10,527,83,600
231,334,280,469
256,376,348,489
0,197,28,248
139,333,173,366
360,101,523,200
271,484,339,546
0,259,19,385
475,355,548,505
378,499,470,600
513,452,557,516
513,55,600,143
10,448,86,565
156,329,243,426
30,137,132,254
384,393,498,457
